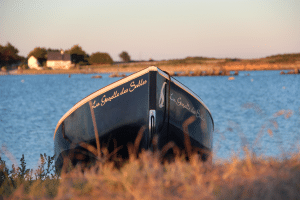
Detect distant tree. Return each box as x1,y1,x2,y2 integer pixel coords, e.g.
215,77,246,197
47,48,60,52
65,44,86,56
89,52,113,65
28,47,47,65
119,51,131,62
0,45,4,66
0,43,24,68
65,44,89,65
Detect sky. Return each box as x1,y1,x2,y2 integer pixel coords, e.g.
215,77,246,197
1,0,299,61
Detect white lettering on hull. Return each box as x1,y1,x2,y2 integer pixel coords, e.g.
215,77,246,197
92,79,147,108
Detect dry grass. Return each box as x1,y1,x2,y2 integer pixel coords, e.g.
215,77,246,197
1,147,300,200
1,100,299,199
1,106,300,199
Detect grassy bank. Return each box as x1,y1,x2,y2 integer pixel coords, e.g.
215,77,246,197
1,149,300,199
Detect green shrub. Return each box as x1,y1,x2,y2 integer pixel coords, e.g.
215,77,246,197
89,52,113,65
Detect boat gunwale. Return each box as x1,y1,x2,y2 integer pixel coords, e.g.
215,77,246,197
53,66,213,139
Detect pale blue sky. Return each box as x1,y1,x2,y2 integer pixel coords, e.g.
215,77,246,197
1,0,299,61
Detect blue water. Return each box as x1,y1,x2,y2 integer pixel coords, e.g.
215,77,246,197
0,71,299,169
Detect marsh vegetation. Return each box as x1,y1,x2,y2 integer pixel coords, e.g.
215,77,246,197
1,148,299,199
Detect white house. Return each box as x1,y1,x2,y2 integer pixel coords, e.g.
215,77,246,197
28,56,43,70
46,51,73,69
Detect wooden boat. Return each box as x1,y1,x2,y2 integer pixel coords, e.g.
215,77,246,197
54,66,214,170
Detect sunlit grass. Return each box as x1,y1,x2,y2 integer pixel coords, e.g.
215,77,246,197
1,147,300,199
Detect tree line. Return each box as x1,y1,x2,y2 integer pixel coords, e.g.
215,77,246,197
0,42,131,70
0,43,26,70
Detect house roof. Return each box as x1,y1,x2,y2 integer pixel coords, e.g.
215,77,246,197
47,52,71,61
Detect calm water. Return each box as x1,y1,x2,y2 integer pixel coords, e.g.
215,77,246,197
0,71,299,169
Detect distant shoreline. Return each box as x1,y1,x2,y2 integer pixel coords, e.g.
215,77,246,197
1,53,300,75
1,62,299,76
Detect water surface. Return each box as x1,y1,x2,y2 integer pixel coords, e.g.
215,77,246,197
0,71,299,168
